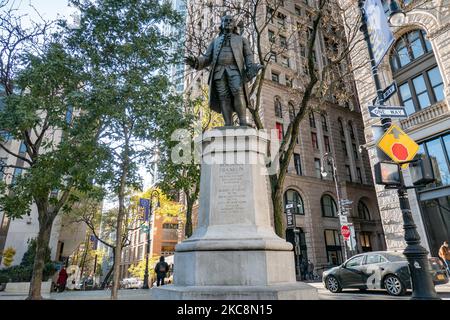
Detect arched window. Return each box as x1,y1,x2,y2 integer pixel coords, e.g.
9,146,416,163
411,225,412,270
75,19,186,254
338,118,345,138
347,121,355,140
357,200,371,220
321,194,337,217
309,112,316,128
321,114,328,132
288,102,295,122
274,97,283,118
390,29,444,115
284,189,304,215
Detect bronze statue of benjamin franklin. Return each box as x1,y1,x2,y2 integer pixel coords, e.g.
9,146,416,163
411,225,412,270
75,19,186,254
186,15,262,127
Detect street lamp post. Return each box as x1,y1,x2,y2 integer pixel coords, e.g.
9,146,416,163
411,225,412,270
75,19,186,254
142,190,160,289
358,0,439,299
321,152,348,262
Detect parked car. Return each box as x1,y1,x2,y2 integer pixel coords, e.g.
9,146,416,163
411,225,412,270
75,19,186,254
121,277,143,289
323,251,448,296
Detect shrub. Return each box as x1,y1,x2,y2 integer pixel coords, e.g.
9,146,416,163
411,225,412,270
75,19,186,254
2,247,16,267
0,239,57,283
0,274,9,284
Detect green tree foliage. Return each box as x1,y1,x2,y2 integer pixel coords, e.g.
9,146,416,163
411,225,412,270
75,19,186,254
155,87,223,238
0,41,105,299
62,1,183,299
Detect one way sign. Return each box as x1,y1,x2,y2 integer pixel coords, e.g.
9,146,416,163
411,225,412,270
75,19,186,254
368,106,408,118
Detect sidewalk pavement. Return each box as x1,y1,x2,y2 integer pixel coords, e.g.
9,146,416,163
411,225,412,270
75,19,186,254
1,282,450,300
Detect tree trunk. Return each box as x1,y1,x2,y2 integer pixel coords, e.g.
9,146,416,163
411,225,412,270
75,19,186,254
185,197,194,238
101,261,114,289
27,217,53,300
271,177,284,238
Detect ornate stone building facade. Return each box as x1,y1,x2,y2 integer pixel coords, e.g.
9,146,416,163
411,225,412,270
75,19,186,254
340,0,450,256
184,0,386,273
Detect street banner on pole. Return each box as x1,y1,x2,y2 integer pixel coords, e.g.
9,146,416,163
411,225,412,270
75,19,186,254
139,198,150,221
286,206,296,229
364,0,395,66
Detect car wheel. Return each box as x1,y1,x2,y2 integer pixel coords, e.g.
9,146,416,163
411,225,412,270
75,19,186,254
326,276,342,293
384,275,406,296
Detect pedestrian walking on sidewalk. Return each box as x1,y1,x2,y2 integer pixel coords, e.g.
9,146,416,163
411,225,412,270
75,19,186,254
57,267,68,292
307,260,315,280
154,256,169,287
439,241,450,274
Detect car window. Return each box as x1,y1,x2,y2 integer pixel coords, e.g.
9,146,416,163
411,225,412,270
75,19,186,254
364,254,385,264
385,253,407,262
346,255,364,268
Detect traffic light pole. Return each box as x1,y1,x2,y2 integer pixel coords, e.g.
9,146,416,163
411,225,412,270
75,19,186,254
358,0,439,299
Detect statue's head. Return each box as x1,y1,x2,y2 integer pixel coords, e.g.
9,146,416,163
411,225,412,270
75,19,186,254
220,15,238,34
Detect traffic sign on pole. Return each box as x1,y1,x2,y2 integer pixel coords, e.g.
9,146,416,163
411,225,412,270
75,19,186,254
368,105,407,118
372,81,397,105
377,124,419,167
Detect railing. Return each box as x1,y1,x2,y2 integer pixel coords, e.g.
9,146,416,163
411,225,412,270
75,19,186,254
401,101,449,131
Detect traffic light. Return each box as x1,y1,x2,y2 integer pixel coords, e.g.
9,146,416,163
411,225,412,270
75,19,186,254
374,161,401,186
410,155,435,186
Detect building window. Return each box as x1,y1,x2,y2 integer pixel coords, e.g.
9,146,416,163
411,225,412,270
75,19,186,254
390,30,432,72
324,136,331,152
274,98,283,118
348,121,355,139
338,118,345,137
19,141,27,154
311,132,318,149
277,12,286,28
266,6,275,23
163,223,179,229
352,144,358,159
288,103,295,122
321,194,338,217
281,55,290,68
356,167,363,184
314,158,322,179
271,72,280,83
345,165,352,182
342,140,348,157
276,122,284,141
418,133,450,187
284,189,304,215
268,30,275,43
280,35,287,49
11,167,23,185
295,5,302,16
65,105,73,124
270,51,277,63
398,66,445,115
324,229,343,265
321,114,328,132
391,30,444,115
309,112,316,128
285,76,293,88
357,200,371,220
294,153,302,175
359,232,372,252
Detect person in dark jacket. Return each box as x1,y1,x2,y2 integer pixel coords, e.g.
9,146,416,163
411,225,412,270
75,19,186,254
154,256,169,286
57,267,68,292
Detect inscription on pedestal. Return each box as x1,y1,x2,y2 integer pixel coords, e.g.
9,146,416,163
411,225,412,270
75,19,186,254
217,164,248,218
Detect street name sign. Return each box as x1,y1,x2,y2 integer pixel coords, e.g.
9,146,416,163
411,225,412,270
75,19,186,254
372,81,397,105
368,105,407,118
339,215,348,225
377,124,419,166
286,207,296,229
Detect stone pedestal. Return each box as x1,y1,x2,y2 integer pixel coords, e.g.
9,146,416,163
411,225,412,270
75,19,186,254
153,128,318,300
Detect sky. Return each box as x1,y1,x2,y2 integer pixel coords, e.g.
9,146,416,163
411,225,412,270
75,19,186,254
15,0,156,209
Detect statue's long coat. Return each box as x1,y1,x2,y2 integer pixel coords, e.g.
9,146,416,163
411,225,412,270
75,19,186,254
196,33,254,113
